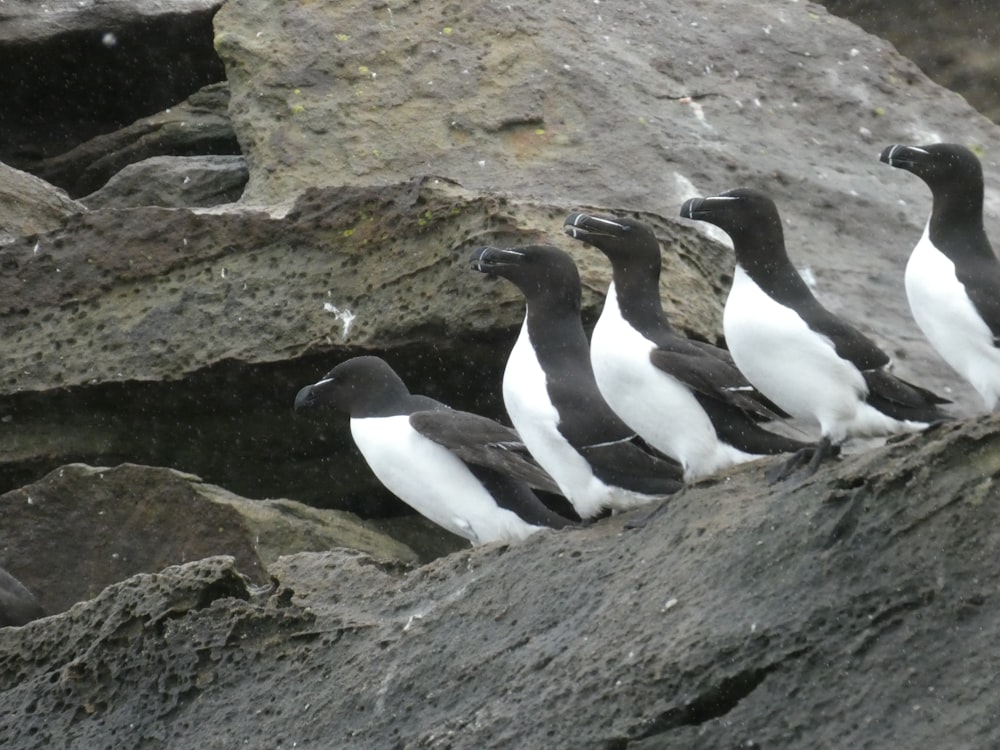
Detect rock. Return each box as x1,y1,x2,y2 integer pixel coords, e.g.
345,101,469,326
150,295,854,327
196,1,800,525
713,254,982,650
0,463,419,616
210,0,1000,416
30,83,241,198
0,179,728,512
0,162,84,244
1,0,999,530
819,0,1000,124
2,415,1000,747
0,1,226,170
80,155,248,209
0,566,43,627
0,0,223,43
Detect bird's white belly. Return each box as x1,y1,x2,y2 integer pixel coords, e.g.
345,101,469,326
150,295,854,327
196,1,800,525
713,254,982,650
350,415,539,544
906,225,1000,411
502,319,648,518
723,266,867,442
591,287,744,479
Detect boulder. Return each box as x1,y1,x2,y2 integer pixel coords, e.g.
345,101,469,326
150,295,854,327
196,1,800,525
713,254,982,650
819,0,1000,124
0,162,84,244
210,0,1000,418
1,414,999,747
0,2,226,171
0,463,419,617
31,83,241,198
1,0,998,518
80,155,248,209
0,180,728,511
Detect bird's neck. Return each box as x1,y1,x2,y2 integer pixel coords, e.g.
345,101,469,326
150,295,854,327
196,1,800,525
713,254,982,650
607,270,673,335
928,184,991,256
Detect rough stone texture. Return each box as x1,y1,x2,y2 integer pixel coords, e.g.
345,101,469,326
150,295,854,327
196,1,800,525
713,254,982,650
210,0,1000,414
31,83,241,198
1,4,1000,743
3,415,1000,748
0,0,222,42
819,0,1000,124
0,162,84,244
0,463,419,617
0,0,997,519
80,154,248,209
0,2,226,169
0,180,727,510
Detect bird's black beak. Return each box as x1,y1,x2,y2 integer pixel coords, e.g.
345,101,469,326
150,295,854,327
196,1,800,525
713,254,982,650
879,143,928,170
469,246,526,274
294,377,334,412
563,212,628,242
679,197,708,220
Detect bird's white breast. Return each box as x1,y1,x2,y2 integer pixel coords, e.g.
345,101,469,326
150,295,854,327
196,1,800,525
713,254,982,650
591,283,745,479
723,265,872,442
350,415,540,544
905,223,1000,411
502,317,653,518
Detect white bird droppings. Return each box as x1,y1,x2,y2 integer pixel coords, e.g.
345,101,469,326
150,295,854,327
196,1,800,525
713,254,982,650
323,303,357,339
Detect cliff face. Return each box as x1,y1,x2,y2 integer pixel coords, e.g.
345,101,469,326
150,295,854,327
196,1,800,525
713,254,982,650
3,416,1000,749
2,0,1000,746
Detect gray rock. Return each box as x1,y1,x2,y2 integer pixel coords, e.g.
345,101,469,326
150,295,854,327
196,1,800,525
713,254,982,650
2,415,999,747
80,155,248,209
819,0,1000,124
1,0,999,521
0,463,419,616
0,4,226,173
0,180,728,510
0,161,83,244
30,83,240,198
211,0,1000,418
0,0,222,43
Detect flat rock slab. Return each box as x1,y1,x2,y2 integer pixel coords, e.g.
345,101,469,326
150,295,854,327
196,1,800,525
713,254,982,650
80,155,248,209
0,463,418,616
0,179,728,394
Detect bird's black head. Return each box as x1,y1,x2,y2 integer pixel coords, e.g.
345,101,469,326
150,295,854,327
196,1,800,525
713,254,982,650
294,355,409,418
880,142,982,183
880,142,985,211
680,188,782,245
470,244,582,309
563,212,660,264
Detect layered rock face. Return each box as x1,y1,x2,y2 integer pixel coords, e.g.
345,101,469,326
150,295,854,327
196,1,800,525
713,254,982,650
2,0,1000,747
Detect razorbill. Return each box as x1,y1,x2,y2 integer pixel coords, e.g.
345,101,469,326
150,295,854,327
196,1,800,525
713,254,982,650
294,356,573,545
881,142,1000,410
680,188,949,477
470,244,684,518
564,211,812,480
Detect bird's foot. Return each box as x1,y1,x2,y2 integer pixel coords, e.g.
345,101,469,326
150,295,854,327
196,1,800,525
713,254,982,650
623,491,682,530
765,437,837,483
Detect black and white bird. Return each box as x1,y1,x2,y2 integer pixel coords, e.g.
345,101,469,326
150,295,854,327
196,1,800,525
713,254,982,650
881,142,1000,411
294,356,573,545
470,244,684,518
680,188,949,477
563,211,811,480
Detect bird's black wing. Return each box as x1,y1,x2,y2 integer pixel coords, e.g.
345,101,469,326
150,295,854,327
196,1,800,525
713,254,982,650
578,436,684,497
793,296,892,371
648,345,787,422
957,255,1000,346
861,369,951,423
409,410,562,495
